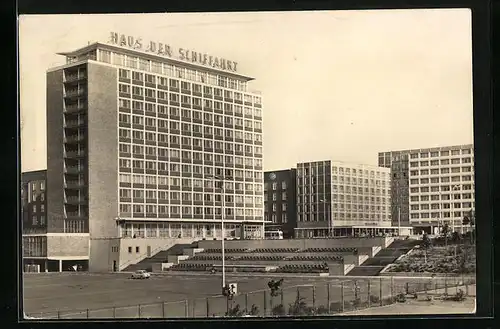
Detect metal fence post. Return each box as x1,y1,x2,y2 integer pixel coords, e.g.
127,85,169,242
281,289,284,306
379,278,383,306
263,291,267,316
138,304,141,318
445,277,448,295
192,299,196,318
113,307,116,318
405,282,409,295
341,282,345,312
184,300,189,318
57,310,60,319
206,298,209,317
327,283,331,313
312,285,316,309
245,293,249,312
367,281,371,308
390,276,394,301
162,302,166,318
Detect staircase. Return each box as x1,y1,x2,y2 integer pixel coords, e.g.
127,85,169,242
124,242,198,272
346,239,420,276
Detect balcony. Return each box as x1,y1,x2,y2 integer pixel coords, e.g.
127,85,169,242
65,119,86,129
64,181,86,189
64,166,85,174
65,196,88,204
64,104,86,114
65,211,88,219
64,150,86,158
64,73,87,83
64,89,87,99
64,135,85,144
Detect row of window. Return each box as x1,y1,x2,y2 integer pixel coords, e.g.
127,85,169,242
119,98,262,119
118,174,263,190
299,204,388,212
409,149,472,158
298,166,390,178
30,215,46,226
410,202,474,210
264,192,288,201
266,203,290,212
410,186,474,194
118,77,261,105
297,195,389,204
410,194,475,202
299,213,388,221
410,211,467,219
102,52,250,92
120,222,248,239
410,169,473,177
410,158,473,167
120,189,263,204
266,213,288,223
118,204,263,217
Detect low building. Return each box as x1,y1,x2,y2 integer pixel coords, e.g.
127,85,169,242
263,169,297,238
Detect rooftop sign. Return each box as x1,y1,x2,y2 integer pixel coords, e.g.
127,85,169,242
108,32,238,73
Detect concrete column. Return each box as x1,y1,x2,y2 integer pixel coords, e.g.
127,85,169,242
44,260,48,273
58,259,63,272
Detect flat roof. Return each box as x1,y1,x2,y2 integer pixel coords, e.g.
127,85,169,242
378,144,474,155
57,42,255,82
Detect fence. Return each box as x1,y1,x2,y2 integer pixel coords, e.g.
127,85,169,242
25,275,476,319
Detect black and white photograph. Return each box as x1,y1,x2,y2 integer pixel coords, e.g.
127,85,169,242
19,9,477,319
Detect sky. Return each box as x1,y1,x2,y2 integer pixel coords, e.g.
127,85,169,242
19,9,473,173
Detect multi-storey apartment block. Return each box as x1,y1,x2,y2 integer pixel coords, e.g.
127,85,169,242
45,33,265,271
379,144,475,234
295,160,392,238
263,169,297,238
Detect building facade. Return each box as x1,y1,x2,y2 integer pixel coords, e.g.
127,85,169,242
263,169,297,238
46,35,265,272
295,160,392,238
379,144,475,234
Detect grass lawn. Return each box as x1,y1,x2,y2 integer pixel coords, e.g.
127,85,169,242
387,245,475,274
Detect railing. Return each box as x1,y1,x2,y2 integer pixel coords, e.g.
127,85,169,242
64,166,85,174
65,120,86,128
64,73,87,82
64,135,85,143
64,104,86,113
64,182,85,189
65,89,86,97
64,151,86,158
25,275,476,319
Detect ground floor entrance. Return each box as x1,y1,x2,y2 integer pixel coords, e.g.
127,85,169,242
294,226,413,238
119,221,265,240
23,258,89,273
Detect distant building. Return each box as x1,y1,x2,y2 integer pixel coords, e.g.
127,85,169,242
379,144,475,234
295,160,393,238
263,169,297,238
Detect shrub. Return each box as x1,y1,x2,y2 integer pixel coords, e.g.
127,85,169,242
329,302,343,312
369,294,380,304
271,304,286,316
316,305,329,315
395,293,406,303
225,304,246,317
288,296,311,316
249,304,260,316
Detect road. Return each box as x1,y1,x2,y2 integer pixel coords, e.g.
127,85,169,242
23,272,472,318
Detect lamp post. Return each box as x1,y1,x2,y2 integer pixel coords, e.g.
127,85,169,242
451,185,461,233
209,175,229,291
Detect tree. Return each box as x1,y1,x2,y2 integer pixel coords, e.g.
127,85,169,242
441,224,450,246
268,278,284,297
463,210,475,245
421,233,432,264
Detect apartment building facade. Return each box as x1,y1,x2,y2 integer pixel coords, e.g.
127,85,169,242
263,169,297,238
295,160,392,238
379,144,475,234
46,33,265,272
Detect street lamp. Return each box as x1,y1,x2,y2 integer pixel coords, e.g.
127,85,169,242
208,174,231,291
451,185,461,233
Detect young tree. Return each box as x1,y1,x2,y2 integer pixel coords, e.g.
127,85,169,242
421,233,432,264
441,224,450,246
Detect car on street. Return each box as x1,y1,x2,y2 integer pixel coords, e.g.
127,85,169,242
131,270,151,279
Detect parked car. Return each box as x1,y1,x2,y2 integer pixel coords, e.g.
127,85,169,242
131,270,151,279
